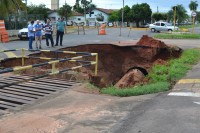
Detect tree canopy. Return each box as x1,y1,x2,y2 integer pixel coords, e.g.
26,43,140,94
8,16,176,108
58,3,72,20
74,0,96,18
108,10,119,22
152,13,168,22
130,3,152,27
189,0,198,11
27,4,50,20
172,5,188,25
0,0,26,18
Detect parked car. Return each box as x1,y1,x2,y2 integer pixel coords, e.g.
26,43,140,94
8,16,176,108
108,22,113,27
149,22,179,32
144,23,150,28
18,23,45,40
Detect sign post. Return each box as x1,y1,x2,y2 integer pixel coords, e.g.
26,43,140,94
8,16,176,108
191,11,197,33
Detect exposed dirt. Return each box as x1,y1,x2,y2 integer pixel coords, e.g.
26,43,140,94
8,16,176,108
0,35,182,88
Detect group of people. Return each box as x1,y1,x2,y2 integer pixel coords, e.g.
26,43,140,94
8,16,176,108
28,17,66,50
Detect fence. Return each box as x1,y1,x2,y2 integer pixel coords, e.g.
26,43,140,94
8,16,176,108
0,49,98,81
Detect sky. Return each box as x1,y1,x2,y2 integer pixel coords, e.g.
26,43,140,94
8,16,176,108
26,0,200,14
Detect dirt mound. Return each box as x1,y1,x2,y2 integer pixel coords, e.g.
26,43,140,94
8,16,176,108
136,35,167,48
115,69,145,88
0,36,182,88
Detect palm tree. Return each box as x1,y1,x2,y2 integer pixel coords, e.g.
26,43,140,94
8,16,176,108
189,0,198,11
0,0,26,18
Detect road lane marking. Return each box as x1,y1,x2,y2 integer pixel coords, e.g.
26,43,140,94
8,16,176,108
178,79,200,84
168,92,200,97
193,102,200,105
4,52,16,58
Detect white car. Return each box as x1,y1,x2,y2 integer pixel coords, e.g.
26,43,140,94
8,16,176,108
149,22,179,32
18,24,45,40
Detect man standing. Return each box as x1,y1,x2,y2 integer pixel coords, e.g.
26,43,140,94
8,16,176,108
55,17,66,46
34,20,43,49
44,18,54,47
28,20,35,50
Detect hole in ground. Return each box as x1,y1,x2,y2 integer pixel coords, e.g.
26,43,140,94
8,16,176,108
0,36,182,88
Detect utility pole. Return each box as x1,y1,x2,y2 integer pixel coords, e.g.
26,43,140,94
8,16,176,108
173,6,176,31
122,0,124,27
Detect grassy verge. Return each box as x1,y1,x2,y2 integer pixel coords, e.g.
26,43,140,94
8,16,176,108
101,49,200,97
154,33,200,39
179,24,200,29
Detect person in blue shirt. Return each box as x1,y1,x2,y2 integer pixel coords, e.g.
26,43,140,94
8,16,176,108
55,17,66,46
43,18,54,47
34,20,43,49
28,20,35,50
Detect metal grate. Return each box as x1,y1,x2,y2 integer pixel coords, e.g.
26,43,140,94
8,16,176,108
0,75,79,115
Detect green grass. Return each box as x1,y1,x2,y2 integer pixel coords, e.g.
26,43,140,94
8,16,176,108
101,82,170,97
179,24,200,29
154,33,200,39
101,49,200,97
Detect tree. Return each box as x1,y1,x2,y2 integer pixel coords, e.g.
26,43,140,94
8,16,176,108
108,10,119,22
167,10,173,23
27,4,50,20
171,5,187,25
58,3,72,20
189,0,198,11
118,5,131,22
75,0,96,19
130,3,152,27
0,0,26,18
152,13,168,22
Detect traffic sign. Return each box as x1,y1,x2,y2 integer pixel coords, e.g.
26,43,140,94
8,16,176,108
191,12,197,17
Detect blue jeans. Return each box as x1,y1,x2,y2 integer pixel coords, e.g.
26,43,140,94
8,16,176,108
28,36,34,49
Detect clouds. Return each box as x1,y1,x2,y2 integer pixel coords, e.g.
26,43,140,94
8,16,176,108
27,0,200,13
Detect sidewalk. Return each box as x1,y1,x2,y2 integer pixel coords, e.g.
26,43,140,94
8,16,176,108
169,61,200,96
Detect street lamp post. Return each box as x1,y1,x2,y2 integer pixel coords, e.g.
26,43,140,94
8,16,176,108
122,0,124,27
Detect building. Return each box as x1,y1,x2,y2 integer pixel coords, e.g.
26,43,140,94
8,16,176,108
48,8,114,26
86,8,114,23
48,10,84,25
51,0,59,10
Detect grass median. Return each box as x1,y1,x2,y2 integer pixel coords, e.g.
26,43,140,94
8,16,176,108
101,49,200,97
179,24,200,29
154,33,200,39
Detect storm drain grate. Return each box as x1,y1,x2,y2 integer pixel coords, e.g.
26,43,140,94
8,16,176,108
0,75,79,115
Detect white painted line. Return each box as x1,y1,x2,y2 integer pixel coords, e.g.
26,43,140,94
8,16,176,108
193,102,200,105
168,92,200,97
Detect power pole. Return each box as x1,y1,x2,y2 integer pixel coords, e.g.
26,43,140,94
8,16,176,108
122,0,124,27
157,6,159,13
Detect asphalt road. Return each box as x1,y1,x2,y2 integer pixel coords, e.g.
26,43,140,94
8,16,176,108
113,93,200,133
0,28,154,50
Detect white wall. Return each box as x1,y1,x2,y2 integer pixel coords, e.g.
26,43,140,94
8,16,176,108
85,9,109,22
69,16,85,22
48,12,60,21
